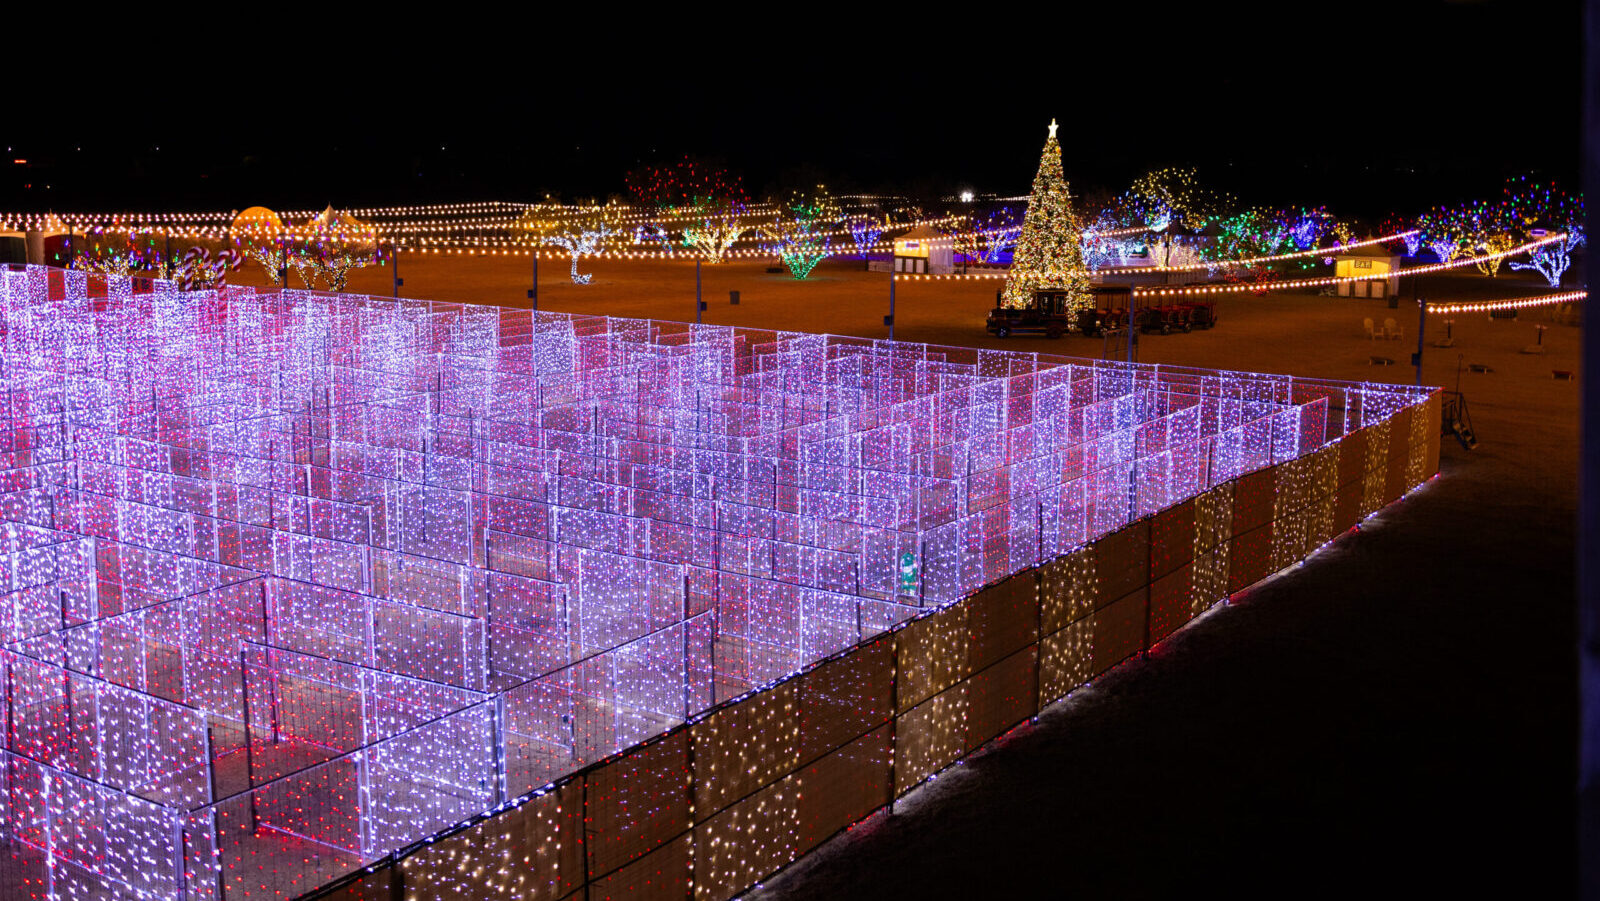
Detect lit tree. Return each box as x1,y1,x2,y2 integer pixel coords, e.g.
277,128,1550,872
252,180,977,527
759,187,840,279
246,241,289,285
1379,213,1424,255
1126,166,1229,231
299,207,382,292
231,208,288,285
636,224,674,252
844,213,888,267
628,158,749,263
1416,207,1463,264
1001,120,1092,310
1503,177,1586,287
520,203,627,285
946,208,1021,268
1285,207,1340,250
681,198,746,263
72,230,140,278
1203,208,1292,261
1453,201,1517,276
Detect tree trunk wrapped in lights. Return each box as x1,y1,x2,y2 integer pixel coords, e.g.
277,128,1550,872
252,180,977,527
945,208,1021,268
628,157,749,264
760,187,841,280
519,204,628,285
302,207,381,292
1001,121,1093,311
1503,177,1586,287
681,198,746,263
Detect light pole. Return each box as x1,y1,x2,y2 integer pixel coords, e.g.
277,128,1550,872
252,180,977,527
885,272,896,341
527,253,538,311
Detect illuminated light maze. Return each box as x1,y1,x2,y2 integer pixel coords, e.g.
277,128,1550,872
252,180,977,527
0,265,1439,901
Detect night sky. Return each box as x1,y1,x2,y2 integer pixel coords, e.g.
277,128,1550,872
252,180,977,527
4,1,1579,221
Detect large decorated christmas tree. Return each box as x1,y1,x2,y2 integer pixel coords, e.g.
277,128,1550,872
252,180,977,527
1000,119,1093,310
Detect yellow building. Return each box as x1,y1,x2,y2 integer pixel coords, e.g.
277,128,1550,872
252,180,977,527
1334,244,1401,298
891,224,953,274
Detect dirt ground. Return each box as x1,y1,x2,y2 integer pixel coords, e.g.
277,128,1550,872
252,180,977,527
239,253,1580,898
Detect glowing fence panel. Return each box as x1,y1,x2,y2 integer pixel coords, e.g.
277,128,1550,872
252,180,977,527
4,752,186,901
360,702,497,855
692,771,802,901
585,731,689,881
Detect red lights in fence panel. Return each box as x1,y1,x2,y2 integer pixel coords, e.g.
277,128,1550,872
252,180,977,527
0,263,1435,900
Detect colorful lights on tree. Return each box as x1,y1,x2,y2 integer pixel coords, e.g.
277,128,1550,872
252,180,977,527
1502,177,1586,287
759,187,840,279
845,213,888,261
627,157,750,263
945,207,1021,266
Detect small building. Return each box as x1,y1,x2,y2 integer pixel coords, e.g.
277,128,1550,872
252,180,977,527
1334,244,1401,298
890,224,952,275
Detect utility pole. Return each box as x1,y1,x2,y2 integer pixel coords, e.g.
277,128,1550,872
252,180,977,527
1412,298,1426,387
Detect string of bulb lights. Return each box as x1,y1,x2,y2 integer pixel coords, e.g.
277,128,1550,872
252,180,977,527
1425,289,1586,315
889,233,1569,297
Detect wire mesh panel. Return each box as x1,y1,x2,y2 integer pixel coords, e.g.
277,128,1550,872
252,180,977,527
691,773,802,901
1039,545,1096,636
797,724,891,850
588,834,688,901
1090,588,1148,677
893,605,969,714
690,679,800,822
398,780,583,901
894,682,969,796
796,638,894,766
964,647,1038,751
965,574,1039,675
1039,614,1096,708
585,731,690,882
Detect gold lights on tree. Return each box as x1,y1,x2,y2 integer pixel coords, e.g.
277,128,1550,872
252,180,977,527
1001,120,1093,311
518,202,629,284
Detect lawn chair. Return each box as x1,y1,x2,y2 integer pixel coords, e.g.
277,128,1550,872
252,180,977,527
1363,317,1378,340
1383,317,1403,341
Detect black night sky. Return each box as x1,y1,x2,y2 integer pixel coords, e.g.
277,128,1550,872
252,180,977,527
3,1,1580,220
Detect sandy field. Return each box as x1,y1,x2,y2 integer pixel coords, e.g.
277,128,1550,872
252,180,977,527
235,252,1580,898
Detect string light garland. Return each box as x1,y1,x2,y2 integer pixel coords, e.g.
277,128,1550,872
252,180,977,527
1426,290,1586,315
892,233,1569,294
1132,233,1569,298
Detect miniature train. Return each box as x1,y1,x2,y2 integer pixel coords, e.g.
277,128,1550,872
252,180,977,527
986,286,1216,338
